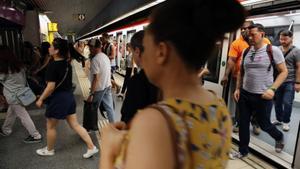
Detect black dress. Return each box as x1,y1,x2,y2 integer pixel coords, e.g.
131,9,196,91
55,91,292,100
121,69,159,124
45,60,76,119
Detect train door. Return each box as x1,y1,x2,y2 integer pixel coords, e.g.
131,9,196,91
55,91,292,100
116,32,123,72
202,34,231,97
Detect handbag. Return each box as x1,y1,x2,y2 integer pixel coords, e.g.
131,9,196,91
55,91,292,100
16,87,36,106
1,71,36,106
83,101,98,131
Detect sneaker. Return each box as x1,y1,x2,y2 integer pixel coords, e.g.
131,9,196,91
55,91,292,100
23,135,42,143
0,129,9,136
271,119,282,125
233,123,239,133
229,151,247,160
83,146,99,158
275,139,284,153
252,125,261,135
282,123,290,131
36,147,55,156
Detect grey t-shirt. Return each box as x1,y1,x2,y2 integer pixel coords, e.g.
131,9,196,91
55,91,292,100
242,45,285,94
0,69,26,104
279,46,300,82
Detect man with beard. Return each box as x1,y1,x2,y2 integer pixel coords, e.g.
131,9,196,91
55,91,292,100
272,30,300,131
221,21,270,134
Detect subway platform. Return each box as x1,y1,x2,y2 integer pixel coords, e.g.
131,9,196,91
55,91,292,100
0,61,276,169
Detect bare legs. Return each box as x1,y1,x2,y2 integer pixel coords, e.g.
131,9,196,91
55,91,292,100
45,114,95,151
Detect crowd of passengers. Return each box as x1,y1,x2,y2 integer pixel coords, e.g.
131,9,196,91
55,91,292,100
1,0,300,168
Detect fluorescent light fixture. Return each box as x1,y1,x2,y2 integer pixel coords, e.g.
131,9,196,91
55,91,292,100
78,0,166,39
284,13,300,17
250,15,278,20
7,7,15,11
240,0,274,6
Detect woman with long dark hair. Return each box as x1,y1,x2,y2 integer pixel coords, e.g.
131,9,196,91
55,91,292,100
100,0,246,168
0,45,42,143
35,38,98,158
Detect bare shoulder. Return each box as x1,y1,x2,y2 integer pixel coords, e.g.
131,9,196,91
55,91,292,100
130,107,169,133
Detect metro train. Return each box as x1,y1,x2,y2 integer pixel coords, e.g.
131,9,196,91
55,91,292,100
78,0,300,168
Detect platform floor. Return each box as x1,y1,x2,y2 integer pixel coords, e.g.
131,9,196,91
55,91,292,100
0,61,276,169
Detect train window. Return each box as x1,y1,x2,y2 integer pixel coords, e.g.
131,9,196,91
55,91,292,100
265,26,291,46
203,41,223,83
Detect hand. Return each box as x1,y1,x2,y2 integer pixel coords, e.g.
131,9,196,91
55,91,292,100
233,89,240,102
221,76,228,86
261,89,275,100
36,99,43,108
87,95,93,102
100,122,128,160
295,84,300,93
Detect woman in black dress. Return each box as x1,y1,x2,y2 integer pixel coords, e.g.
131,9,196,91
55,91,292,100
36,38,98,158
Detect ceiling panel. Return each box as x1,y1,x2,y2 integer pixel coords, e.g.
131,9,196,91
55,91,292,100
22,0,112,36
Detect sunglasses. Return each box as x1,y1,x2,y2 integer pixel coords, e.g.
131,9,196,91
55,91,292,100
250,51,256,62
241,27,249,32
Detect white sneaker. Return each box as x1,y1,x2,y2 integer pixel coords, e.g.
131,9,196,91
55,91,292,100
229,151,247,160
83,146,99,158
282,123,290,131
271,119,282,125
36,147,55,156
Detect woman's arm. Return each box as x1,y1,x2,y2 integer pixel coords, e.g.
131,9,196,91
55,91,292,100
36,82,55,108
124,109,175,169
100,108,175,169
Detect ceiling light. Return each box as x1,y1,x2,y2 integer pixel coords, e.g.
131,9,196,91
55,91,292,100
7,7,16,11
284,13,300,17
250,15,279,20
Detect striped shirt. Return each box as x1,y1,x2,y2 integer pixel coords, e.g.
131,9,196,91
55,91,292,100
242,45,285,94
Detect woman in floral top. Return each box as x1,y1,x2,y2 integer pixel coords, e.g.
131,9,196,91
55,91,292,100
100,0,246,168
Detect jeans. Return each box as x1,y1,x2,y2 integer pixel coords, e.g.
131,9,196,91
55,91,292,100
238,89,283,155
274,82,295,123
93,87,115,122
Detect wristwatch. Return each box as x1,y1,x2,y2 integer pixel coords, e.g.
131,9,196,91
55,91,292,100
269,87,277,92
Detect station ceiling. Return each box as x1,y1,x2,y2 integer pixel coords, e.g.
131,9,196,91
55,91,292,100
22,0,111,36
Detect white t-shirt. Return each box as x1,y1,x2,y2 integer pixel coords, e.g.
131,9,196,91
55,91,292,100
89,52,111,91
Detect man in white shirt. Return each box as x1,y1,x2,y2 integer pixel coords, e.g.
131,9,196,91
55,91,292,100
87,39,114,122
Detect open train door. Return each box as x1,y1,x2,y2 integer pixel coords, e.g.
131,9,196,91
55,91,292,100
202,33,233,98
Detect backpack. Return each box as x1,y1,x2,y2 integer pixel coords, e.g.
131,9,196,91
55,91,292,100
241,44,277,80
103,43,113,58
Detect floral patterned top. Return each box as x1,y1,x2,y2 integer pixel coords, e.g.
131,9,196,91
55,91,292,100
114,97,232,169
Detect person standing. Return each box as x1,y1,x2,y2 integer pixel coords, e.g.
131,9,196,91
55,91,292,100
87,39,115,122
221,21,270,134
99,0,246,168
35,38,98,158
272,30,300,131
231,24,287,159
0,45,42,143
120,30,160,124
